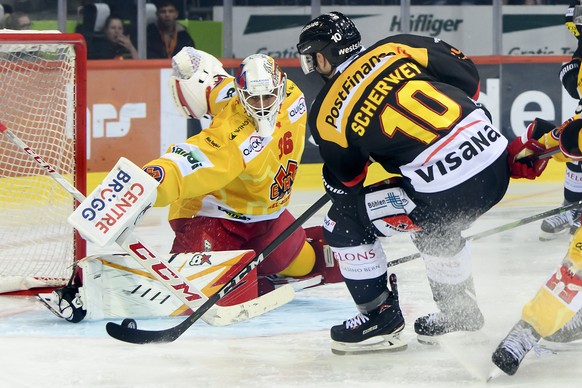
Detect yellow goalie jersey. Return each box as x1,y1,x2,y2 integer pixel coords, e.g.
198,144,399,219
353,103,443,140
144,76,308,223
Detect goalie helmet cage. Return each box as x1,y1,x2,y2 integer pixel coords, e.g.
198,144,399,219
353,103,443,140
0,32,87,294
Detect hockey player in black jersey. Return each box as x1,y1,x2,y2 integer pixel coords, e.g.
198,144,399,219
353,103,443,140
296,12,545,354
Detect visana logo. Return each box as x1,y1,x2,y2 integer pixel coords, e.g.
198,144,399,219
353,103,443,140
413,125,502,183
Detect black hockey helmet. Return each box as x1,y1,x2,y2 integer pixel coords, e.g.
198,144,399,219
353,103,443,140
296,11,361,74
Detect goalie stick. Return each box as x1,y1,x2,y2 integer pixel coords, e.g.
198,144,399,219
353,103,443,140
386,199,582,269
0,122,289,326
105,192,331,344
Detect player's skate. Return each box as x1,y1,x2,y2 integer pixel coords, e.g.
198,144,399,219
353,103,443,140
543,309,582,343
414,277,484,344
330,274,407,355
491,320,550,376
539,205,581,241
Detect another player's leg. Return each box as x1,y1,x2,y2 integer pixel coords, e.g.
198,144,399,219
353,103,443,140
413,239,484,344
492,229,582,375
412,155,509,344
540,161,582,240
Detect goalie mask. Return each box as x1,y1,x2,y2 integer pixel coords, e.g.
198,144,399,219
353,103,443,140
235,54,287,137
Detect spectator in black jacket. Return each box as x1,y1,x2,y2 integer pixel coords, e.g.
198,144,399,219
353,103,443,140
147,0,195,59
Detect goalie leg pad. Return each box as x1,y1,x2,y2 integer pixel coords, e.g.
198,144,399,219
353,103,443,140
66,251,258,321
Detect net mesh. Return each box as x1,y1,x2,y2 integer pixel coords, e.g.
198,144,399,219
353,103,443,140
0,38,80,292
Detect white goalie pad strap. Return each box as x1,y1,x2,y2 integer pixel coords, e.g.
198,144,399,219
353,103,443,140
169,47,228,119
422,242,472,285
78,250,256,320
68,157,158,247
333,240,387,281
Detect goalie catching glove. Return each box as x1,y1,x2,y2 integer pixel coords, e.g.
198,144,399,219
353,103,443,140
506,118,557,180
168,47,229,119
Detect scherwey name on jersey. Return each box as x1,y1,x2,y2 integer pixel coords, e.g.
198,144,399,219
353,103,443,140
351,62,421,136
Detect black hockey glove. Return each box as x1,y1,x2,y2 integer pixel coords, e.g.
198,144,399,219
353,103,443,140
322,167,350,204
560,59,581,100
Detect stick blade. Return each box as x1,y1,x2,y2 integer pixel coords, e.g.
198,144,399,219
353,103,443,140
105,321,184,344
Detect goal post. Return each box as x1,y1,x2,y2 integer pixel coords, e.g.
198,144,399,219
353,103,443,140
0,32,87,293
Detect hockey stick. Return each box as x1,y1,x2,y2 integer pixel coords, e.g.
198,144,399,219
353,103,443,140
386,199,582,269
0,122,286,326
105,192,331,344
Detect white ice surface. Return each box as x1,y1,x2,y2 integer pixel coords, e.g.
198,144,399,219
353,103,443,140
0,181,581,388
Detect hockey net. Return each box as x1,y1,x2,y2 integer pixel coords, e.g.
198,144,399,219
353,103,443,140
0,32,87,293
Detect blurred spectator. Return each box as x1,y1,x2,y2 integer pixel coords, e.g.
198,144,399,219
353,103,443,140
88,16,138,60
5,11,31,30
147,0,195,59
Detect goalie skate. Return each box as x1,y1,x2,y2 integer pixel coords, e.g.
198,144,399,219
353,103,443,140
37,286,86,323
